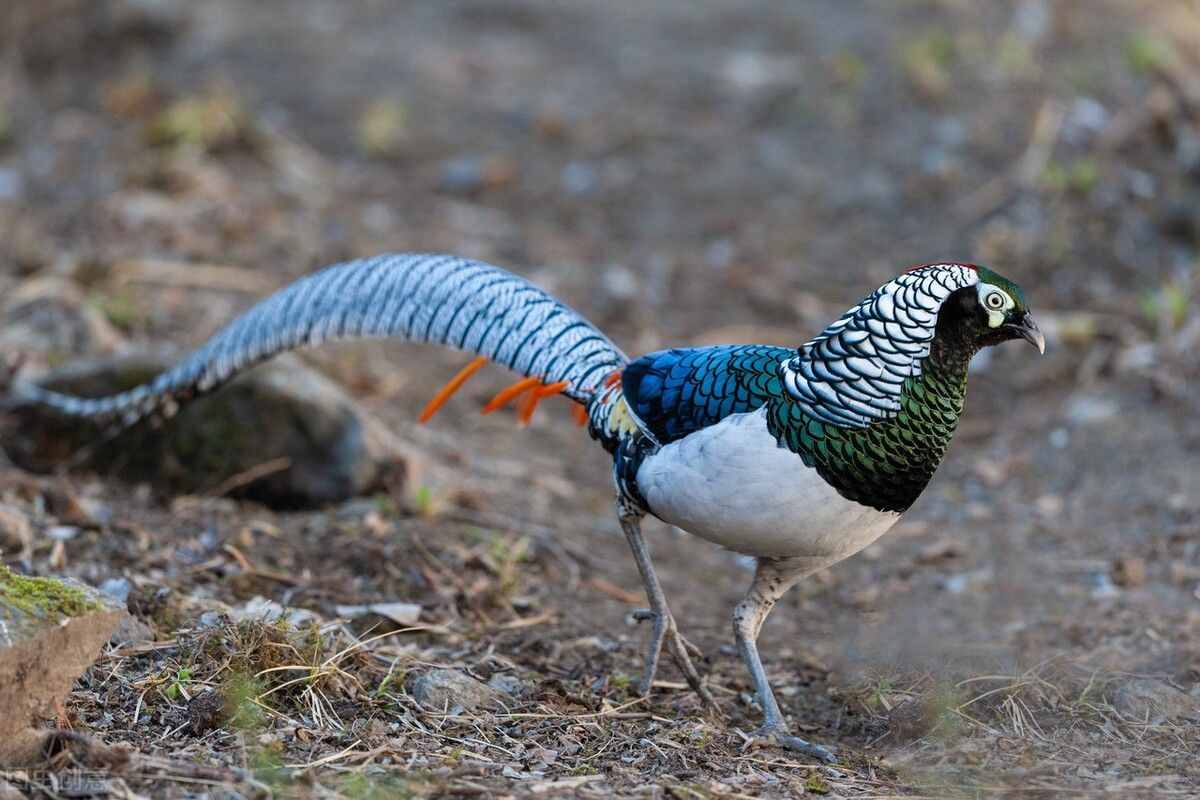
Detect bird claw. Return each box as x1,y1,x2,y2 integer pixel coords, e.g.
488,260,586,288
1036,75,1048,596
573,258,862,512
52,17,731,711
631,608,705,659
743,726,837,764
631,608,720,714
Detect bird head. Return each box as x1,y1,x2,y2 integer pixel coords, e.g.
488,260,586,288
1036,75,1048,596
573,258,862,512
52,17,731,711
938,264,1044,355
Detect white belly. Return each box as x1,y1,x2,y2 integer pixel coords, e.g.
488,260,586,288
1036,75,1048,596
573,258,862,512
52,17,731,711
636,407,900,563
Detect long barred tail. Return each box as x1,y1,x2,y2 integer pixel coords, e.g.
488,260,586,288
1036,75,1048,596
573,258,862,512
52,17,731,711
13,253,629,426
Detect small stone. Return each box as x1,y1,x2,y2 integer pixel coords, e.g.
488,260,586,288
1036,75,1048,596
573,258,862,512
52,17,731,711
487,673,527,698
110,615,154,646
1035,494,1064,518
99,577,132,603
0,505,33,557
560,161,598,195
1112,678,1199,723
1091,572,1120,599
232,596,320,627
1048,428,1069,449
409,669,505,713
439,155,517,194
1112,557,1147,588
1063,393,1119,425
0,168,23,201
335,601,421,626
197,610,224,628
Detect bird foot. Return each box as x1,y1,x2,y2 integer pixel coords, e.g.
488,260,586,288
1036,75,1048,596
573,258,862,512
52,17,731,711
631,608,706,659
743,726,837,764
630,608,720,715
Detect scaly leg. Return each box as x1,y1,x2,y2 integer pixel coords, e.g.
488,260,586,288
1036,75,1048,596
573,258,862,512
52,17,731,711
618,508,718,712
733,557,837,763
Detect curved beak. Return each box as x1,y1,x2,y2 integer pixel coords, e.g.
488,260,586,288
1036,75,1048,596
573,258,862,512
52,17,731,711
1005,313,1045,354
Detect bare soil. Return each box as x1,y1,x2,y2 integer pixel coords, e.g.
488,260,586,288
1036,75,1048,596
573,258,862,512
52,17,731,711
1,1,1199,797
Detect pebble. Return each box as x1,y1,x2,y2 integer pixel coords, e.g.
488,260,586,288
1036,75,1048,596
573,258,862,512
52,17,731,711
99,577,132,603
0,168,22,201
1112,678,1199,723
1048,428,1069,449
560,161,598,195
232,596,321,627
409,669,506,712
1063,393,1119,425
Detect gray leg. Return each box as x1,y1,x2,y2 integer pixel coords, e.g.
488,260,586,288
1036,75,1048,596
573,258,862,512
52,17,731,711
618,509,718,712
733,557,836,763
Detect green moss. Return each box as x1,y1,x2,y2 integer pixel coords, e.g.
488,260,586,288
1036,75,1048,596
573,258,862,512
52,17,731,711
221,670,266,731
0,565,104,619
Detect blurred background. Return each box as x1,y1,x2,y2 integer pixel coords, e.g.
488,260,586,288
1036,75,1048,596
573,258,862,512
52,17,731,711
0,1,1198,796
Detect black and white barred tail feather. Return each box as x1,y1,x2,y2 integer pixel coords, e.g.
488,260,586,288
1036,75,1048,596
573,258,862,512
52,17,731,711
14,253,629,427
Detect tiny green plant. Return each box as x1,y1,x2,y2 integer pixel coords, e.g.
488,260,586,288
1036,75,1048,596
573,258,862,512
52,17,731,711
1125,32,1177,75
163,666,193,700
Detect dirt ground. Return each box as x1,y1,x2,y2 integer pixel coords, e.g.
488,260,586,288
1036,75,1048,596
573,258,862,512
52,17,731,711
1,1,1199,797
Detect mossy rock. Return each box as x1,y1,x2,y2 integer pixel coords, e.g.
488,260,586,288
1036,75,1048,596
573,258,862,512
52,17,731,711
0,565,103,631
0,567,126,767
3,352,407,509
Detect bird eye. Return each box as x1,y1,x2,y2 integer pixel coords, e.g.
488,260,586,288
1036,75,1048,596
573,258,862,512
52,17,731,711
985,291,1005,310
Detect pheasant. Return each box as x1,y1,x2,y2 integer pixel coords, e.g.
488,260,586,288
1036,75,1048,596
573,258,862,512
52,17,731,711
10,253,1043,761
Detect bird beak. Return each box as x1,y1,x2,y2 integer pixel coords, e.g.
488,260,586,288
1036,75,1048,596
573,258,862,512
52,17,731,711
1005,313,1045,354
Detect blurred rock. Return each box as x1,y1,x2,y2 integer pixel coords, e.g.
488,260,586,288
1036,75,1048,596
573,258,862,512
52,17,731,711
335,601,421,627
439,155,518,194
99,577,132,604
1063,393,1119,426
0,505,33,558
1112,678,1199,724
232,596,320,627
410,668,505,713
356,98,409,158
4,352,408,509
0,566,127,766
0,277,125,364
1112,557,1147,589
560,161,598,195
0,168,22,201
1062,97,1109,146
487,672,528,698
111,614,154,646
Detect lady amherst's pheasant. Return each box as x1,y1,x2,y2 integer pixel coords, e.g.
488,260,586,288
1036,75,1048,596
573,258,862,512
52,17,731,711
13,253,1043,761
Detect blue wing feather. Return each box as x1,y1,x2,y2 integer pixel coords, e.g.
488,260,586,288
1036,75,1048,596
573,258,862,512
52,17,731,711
620,345,793,445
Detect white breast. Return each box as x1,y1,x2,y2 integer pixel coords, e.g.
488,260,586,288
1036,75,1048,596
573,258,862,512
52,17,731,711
636,407,900,565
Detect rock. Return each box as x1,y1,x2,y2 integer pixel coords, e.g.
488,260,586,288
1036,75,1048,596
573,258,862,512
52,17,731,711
0,566,127,767
1112,557,1147,589
3,352,408,509
99,577,132,604
0,504,33,558
110,615,154,646
1112,678,1199,724
1063,393,1119,426
409,669,506,713
335,602,421,626
487,672,528,698
439,155,518,194
231,595,320,627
